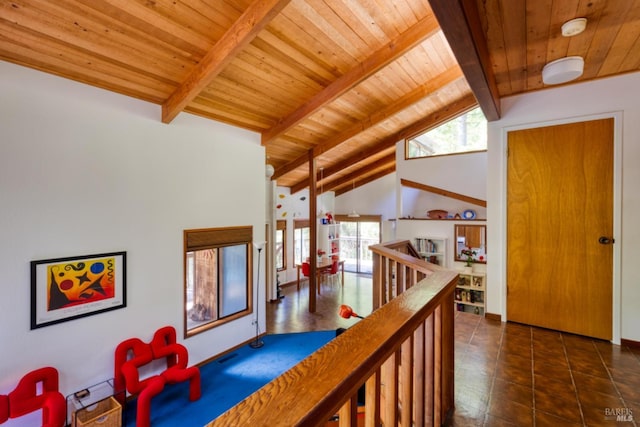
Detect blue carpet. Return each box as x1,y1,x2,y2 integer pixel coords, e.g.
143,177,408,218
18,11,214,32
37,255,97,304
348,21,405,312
123,331,335,427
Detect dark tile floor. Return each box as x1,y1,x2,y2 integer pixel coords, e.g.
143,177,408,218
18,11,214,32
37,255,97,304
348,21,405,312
453,311,640,426
267,273,640,426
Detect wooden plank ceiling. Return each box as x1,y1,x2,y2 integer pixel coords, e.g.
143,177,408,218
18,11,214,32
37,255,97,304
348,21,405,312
1,0,637,194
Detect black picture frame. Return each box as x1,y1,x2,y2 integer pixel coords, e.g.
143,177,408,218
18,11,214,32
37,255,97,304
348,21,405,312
30,251,127,329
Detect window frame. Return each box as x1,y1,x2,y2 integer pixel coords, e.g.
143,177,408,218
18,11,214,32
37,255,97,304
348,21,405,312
275,220,286,271
405,107,487,160
293,219,310,265
183,226,253,338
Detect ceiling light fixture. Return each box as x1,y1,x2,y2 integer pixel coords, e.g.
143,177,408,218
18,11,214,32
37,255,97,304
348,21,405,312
541,18,587,86
347,180,360,218
542,56,584,85
561,18,587,37
265,163,274,178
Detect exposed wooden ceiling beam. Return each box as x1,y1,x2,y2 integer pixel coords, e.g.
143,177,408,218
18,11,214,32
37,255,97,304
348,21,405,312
272,68,466,181
272,153,308,181
313,68,465,157
321,153,396,192
288,93,478,193
334,165,397,197
400,179,487,207
261,13,441,145
161,0,291,124
429,0,501,121
289,146,393,194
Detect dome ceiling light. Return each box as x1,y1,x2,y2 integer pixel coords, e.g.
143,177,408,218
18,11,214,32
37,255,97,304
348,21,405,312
542,18,587,85
561,18,587,37
542,56,585,85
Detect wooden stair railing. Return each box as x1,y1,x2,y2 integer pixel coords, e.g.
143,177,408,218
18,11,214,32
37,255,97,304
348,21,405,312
370,239,449,310
206,240,457,427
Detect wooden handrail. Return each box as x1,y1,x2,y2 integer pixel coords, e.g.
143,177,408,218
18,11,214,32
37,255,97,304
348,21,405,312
375,239,424,259
206,240,457,427
370,240,446,273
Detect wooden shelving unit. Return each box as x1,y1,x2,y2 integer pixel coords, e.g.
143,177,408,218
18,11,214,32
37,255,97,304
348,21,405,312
414,237,447,267
454,271,485,315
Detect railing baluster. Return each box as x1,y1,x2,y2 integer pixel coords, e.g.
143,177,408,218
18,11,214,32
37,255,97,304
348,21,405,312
413,322,425,426
337,394,357,427
382,351,399,426
364,370,381,427
434,305,443,426
400,337,414,427
424,311,435,424
396,261,405,295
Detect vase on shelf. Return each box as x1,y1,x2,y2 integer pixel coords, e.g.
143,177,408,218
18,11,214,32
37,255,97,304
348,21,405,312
463,266,473,274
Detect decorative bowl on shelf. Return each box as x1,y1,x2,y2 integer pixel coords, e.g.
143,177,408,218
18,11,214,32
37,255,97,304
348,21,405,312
427,209,448,219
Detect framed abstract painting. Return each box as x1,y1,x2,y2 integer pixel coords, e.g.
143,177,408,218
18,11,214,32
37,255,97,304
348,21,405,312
30,251,127,329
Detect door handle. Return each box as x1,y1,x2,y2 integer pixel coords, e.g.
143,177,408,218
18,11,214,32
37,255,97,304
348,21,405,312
598,236,615,244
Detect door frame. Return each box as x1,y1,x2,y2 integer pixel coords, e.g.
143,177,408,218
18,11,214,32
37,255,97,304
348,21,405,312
499,112,623,343
335,215,382,274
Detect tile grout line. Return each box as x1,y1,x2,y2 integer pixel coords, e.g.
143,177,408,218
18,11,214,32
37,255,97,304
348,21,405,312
531,327,536,427
560,333,587,426
481,319,506,426
592,340,639,427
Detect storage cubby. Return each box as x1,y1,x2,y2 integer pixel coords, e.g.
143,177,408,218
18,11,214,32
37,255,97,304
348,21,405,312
454,271,485,315
318,221,340,258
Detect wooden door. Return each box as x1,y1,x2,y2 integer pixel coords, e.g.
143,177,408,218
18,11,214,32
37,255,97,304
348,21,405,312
507,119,614,340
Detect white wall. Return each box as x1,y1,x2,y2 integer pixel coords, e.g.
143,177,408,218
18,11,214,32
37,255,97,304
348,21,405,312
487,72,640,342
335,174,397,242
398,151,487,220
390,143,488,270
0,61,266,412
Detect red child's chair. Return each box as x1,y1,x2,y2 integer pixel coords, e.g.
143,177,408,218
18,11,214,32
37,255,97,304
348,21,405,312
150,326,200,401
0,395,8,424
0,367,65,427
114,326,201,427
114,338,166,427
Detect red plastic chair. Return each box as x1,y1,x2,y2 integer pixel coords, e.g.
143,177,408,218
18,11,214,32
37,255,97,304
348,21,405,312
322,260,340,287
301,262,323,294
114,326,201,427
1,367,65,427
301,262,311,277
0,395,8,424
115,338,165,427
330,260,339,276
150,327,201,401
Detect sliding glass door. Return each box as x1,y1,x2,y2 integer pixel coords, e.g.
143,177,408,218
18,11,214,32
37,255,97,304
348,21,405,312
337,216,381,274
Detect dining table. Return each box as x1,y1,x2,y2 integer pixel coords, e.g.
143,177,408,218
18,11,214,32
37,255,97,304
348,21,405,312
296,258,345,291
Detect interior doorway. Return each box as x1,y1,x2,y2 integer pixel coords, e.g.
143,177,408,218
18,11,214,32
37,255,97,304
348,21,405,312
506,118,614,340
336,215,381,274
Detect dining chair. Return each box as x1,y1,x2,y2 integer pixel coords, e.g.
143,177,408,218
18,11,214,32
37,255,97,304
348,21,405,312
320,259,339,288
301,262,323,294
